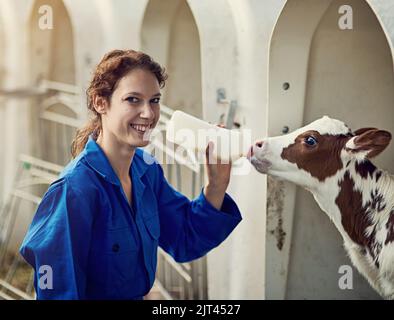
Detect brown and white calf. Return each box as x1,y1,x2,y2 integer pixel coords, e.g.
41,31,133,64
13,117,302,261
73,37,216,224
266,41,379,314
247,116,394,299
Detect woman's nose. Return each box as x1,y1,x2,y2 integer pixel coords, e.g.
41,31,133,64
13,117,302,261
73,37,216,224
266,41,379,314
141,102,155,119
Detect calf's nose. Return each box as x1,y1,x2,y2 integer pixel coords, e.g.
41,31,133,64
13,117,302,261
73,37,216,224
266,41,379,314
255,140,264,149
247,140,264,160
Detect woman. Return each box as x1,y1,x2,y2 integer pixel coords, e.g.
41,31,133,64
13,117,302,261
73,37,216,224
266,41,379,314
20,49,242,300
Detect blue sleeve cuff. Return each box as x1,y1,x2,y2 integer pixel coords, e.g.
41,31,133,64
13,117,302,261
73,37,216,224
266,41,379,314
197,187,243,221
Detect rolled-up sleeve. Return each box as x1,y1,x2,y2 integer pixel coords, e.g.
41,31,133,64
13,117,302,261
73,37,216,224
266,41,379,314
154,163,242,263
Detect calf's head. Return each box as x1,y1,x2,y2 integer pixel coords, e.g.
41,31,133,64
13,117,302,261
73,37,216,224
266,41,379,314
248,116,392,189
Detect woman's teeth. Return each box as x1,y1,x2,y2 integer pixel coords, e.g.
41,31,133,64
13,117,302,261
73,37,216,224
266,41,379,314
130,124,150,133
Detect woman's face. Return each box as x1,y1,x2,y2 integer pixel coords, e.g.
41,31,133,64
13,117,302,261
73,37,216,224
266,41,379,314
100,68,161,148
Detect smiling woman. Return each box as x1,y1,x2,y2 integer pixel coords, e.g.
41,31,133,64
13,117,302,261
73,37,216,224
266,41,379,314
71,50,167,158
19,49,243,300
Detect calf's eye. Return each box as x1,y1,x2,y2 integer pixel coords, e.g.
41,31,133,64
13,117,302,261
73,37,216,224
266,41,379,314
304,136,317,146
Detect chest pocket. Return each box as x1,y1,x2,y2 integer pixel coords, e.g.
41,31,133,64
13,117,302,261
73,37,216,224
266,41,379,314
102,227,138,254
88,227,140,288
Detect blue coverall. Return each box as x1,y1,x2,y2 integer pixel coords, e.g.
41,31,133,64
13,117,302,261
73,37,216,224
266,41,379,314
20,136,242,299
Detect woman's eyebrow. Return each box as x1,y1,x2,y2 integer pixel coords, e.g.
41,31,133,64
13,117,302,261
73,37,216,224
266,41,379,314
126,92,161,97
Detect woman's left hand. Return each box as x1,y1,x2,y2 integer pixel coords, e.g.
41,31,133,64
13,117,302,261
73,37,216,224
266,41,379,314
203,124,232,210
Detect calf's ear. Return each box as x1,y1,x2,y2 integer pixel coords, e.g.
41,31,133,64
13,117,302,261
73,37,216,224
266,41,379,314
353,127,377,136
346,128,392,159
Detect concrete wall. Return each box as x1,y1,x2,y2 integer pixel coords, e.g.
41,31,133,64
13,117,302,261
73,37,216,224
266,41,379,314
28,0,76,165
191,0,270,299
0,0,31,251
0,6,5,203
0,0,31,205
268,0,394,299
289,0,393,300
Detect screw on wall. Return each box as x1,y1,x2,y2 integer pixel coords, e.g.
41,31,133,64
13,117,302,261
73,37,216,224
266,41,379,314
282,126,289,134
280,82,290,134
217,88,228,104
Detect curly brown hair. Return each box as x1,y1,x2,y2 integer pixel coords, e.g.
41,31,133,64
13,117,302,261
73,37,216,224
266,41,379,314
71,49,168,158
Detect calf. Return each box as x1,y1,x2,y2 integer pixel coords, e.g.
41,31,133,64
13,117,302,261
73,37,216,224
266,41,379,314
247,116,394,299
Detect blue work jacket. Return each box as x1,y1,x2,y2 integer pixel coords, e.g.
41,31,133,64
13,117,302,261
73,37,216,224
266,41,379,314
19,136,242,300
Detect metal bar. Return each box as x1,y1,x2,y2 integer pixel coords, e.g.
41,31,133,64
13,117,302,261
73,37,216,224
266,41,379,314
153,280,173,300
158,249,192,282
3,255,19,284
201,258,208,299
0,195,22,263
182,262,191,271
11,190,42,205
0,279,34,300
167,164,173,185
16,178,52,189
188,273,193,299
164,255,170,296
0,185,17,241
40,80,79,95
55,121,60,164
26,270,35,296
192,171,196,198
0,195,18,264
0,87,47,98
41,93,80,115
159,104,175,117
40,121,49,162
200,164,205,188
0,162,24,236
192,262,199,299
198,262,204,299
19,154,64,173
40,95,79,116
225,100,237,129
62,124,69,164
28,168,59,183
41,111,82,129
158,113,171,123
179,276,185,300
176,164,181,191
0,290,15,300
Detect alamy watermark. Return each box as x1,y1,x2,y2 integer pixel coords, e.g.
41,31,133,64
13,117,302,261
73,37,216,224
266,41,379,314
338,264,353,290
38,265,53,290
338,5,353,30
38,5,53,30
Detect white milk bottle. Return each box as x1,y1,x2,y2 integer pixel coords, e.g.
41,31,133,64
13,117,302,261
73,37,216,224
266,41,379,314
166,110,247,162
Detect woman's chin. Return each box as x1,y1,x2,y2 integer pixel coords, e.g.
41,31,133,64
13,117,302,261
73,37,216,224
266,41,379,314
128,137,150,148
128,129,152,146
138,140,151,147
